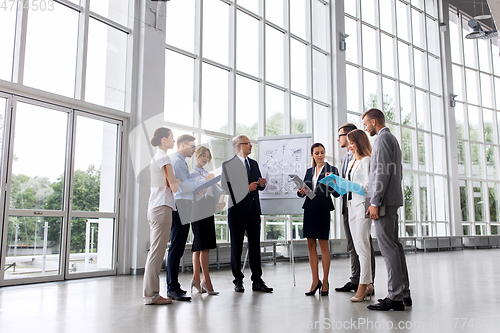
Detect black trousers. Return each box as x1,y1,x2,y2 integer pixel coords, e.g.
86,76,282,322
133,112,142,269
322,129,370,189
166,200,191,292
228,209,262,283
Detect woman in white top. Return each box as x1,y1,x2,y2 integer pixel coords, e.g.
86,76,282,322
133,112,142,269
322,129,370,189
143,127,180,305
345,129,374,302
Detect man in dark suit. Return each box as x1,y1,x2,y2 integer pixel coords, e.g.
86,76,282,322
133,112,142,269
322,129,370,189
335,124,376,294
221,135,273,293
363,109,411,311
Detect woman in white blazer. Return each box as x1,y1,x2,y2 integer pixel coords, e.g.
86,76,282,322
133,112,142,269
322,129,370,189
346,129,374,302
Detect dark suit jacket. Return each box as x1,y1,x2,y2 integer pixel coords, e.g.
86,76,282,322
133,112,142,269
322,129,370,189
221,155,265,218
297,163,340,211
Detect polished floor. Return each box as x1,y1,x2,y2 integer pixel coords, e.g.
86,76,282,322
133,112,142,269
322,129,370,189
1,249,499,333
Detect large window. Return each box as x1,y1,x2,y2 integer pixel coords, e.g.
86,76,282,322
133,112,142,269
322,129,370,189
449,8,500,236
165,0,333,240
0,7,17,81
0,1,130,112
24,3,79,97
2,100,122,285
345,0,447,236
0,1,129,286
85,19,128,110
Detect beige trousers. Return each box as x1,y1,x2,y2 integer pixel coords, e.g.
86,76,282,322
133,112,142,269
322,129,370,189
143,205,173,304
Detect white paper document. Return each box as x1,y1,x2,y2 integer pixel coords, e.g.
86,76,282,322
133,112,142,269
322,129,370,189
290,175,315,200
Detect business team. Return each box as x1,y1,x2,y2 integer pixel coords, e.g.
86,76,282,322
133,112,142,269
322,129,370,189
144,108,411,311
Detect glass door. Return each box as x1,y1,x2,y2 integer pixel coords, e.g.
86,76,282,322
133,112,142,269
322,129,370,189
0,95,10,271
0,97,122,285
1,98,70,284
65,112,121,278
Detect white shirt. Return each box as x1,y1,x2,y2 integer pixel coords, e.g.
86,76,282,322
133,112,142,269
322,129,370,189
191,166,215,200
237,154,251,193
347,156,371,206
377,126,388,135
311,165,324,191
148,149,176,211
236,154,249,169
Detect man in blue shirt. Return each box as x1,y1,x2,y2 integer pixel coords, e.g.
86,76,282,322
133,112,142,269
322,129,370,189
167,134,214,301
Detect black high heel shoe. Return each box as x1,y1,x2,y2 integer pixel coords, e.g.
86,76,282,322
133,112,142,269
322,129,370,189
320,283,329,296
305,281,322,296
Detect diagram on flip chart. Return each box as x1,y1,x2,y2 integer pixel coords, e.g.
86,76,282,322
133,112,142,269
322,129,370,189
259,137,310,199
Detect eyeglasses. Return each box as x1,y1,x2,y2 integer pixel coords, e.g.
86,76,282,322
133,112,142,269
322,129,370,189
240,142,252,145
338,134,347,137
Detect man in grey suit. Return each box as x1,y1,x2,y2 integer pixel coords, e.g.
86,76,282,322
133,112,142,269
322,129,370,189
335,123,376,294
363,109,411,311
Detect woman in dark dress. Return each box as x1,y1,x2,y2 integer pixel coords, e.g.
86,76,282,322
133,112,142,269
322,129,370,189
189,146,225,295
297,143,340,296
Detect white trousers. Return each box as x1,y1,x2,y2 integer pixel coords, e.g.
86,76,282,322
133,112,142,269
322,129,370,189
143,205,173,304
348,201,373,285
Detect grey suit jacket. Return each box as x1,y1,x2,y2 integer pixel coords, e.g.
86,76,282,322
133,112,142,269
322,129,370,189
369,127,403,207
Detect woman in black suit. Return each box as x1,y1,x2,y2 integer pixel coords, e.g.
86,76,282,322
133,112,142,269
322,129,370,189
189,146,225,295
298,143,340,296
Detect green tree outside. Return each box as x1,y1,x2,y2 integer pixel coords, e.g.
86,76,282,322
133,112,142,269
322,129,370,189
8,165,101,253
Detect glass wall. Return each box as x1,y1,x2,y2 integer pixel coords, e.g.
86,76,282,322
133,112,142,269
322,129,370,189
449,8,500,236
0,5,18,82
0,0,130,111
5,0,500,249
165,0,333,240
165,0,332,138
345,0,448,236
2,100,122,284
0,1,129,285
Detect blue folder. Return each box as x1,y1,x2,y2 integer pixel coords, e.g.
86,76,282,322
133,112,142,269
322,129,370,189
194,175,222,194
318,173,365,196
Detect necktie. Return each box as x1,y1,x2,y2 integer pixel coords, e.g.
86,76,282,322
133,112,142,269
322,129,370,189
343,153,351,176
347,166,353,201
245,158,251,180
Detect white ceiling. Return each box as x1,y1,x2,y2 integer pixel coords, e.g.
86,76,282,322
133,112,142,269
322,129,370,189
485,0,500,31
450,0,497,29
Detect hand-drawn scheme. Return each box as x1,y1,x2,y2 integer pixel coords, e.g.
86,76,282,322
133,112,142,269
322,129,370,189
259,138,310,199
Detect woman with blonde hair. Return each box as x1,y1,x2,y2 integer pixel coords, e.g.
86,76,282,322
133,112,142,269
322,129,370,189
345,129,374,302
143,127,180,305
189,146,225,295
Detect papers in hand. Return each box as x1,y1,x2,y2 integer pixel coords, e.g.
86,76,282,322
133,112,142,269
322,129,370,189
290,175,316,199
194,175,222,195
318,173,365,196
